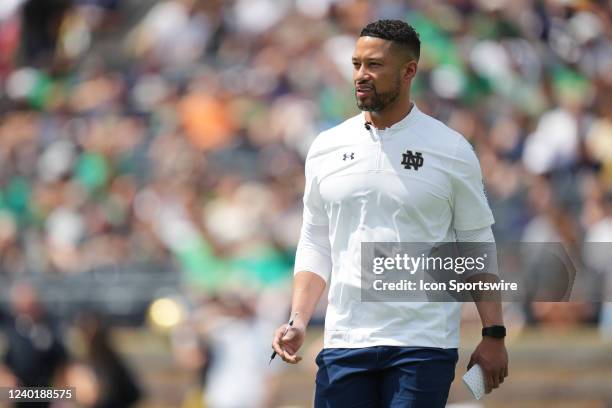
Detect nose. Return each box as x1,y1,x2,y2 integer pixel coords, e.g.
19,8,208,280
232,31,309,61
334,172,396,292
354,64,371,83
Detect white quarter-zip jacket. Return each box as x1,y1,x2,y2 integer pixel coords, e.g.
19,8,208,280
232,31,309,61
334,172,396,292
294,104,495,349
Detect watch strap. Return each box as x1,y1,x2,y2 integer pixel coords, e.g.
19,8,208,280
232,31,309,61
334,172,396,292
482,325,506,338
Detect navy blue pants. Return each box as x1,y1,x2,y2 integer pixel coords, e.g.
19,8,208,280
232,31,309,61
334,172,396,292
314,346,458,408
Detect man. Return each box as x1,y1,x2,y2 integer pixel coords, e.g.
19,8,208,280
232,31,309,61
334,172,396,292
271,19,508,407
1,283,68,408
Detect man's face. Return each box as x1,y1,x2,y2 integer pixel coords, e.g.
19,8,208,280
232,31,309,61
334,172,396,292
352,36,405,112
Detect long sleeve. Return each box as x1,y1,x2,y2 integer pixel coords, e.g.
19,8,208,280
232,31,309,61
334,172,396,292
455,225,499,279
293,149,332,283
450,141,495,231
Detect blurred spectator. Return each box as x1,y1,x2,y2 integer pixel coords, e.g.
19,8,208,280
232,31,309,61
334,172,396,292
71,312,142,408
200,294,278,408
0,283,68,408
584,192,612,338
521,177,596,325
171,311,212,408
19,0,72,66
126,0,213,69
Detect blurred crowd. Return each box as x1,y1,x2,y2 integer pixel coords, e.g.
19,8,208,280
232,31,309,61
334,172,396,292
0,0,611,283
1,0,612,406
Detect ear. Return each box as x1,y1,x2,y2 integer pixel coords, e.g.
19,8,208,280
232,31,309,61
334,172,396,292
402,60,418,83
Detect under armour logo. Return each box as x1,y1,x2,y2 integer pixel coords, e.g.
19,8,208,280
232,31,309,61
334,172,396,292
401,150,424,170
343,152,355,161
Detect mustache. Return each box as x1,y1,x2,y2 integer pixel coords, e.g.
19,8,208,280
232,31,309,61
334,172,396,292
355,83,376,91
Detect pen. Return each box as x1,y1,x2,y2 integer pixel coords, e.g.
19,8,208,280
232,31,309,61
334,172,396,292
269,312,298,364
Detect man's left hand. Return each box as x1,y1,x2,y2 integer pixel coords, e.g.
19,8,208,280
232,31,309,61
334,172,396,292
467,337,508,394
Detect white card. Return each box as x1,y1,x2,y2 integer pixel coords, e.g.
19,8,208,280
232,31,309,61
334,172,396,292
462,364,486,400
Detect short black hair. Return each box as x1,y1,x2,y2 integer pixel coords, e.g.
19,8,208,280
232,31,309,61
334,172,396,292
360,19,420,61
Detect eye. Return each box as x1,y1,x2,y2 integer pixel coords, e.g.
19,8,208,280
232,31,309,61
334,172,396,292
352,62,360,68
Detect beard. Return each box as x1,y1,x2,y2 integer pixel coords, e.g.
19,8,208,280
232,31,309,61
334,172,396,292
355,77,402,112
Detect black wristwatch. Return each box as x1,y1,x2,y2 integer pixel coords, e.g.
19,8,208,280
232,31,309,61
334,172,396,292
482,325,506,339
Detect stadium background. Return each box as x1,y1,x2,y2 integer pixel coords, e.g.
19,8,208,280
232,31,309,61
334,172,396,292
0,0,611,407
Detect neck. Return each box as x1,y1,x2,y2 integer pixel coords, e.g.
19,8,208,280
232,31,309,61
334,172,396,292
365,96,413,130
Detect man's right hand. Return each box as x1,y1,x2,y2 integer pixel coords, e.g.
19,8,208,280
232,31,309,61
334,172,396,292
271,322,305,364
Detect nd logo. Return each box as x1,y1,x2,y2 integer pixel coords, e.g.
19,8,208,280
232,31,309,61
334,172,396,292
401,150,424,170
